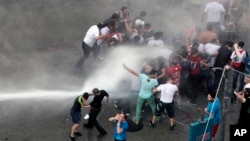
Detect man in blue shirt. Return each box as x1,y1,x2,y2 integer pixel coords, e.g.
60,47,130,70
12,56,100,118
109,112,129,141
123,63,158,124
204,91,221,141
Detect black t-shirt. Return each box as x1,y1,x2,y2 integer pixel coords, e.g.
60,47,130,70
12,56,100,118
238,96,250,125
214,46,232,68
90,90,109,109
179,60,191,79
71,96,82,112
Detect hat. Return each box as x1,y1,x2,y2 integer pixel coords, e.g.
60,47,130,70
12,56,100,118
92,88,100,94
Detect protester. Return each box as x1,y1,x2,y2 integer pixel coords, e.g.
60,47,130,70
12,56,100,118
234,76,250,126
201,0,225,34
70,93,90,141
109,112,129,141
83,88,109,138
204,91,221,141
75,23,108,72
149,78,178,130
123,63,158,124
230,41,247,103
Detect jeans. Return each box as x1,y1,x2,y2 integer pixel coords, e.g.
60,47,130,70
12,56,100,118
201,69,212,91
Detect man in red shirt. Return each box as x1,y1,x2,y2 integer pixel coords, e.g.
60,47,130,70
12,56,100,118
187,48,202,105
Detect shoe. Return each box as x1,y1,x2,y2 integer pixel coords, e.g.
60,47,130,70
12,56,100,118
113,101,119,109
83,123,93,129
132,117,138,124
97,131,107,138
74,131,82,136
149,121,155,128
69,135,75,141
170,124,176,130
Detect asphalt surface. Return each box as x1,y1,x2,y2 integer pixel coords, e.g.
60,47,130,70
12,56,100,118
0,0,247,141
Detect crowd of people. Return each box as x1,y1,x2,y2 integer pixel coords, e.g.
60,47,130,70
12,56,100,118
71,0,250,140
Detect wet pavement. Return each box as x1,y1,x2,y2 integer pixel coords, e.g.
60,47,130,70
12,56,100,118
0,88,241,141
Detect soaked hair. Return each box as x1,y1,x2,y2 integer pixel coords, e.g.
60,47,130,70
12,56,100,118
208,91,216,99
149,69,157,75
82,92,89,100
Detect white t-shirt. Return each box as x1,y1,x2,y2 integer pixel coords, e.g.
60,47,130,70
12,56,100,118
157,83,178,103
204,2,225,22
83,25,100,47
97,27,110,46
147,39,164,47
204,43,220,55
204,43,220,67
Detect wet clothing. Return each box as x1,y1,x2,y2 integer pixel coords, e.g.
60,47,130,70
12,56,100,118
70,96,83,124
114,121,128,141
135,74,158,123
206,97,221,125
85,90,109,134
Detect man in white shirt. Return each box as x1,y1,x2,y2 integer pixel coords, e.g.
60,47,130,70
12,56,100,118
75,23,107,72
202,0,225,34
204,38,220,67
149,78,179,130
147,32,164,47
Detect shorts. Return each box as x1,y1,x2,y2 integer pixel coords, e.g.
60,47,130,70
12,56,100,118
70,110,81,124
154,101,174,118
212,124,219,137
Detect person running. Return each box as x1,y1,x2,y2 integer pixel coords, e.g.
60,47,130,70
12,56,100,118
83,88,109,138
70,93,90,141
123,63,158,124
149,78,178,130
109,112,129,141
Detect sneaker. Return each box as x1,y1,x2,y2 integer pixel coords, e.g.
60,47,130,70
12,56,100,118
83,123,93,129
74,131,82,136
170,124,176,130
97,131,107,138
149,121,155,128
113,102,119,109
132,117,138,124
69,135,75,141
